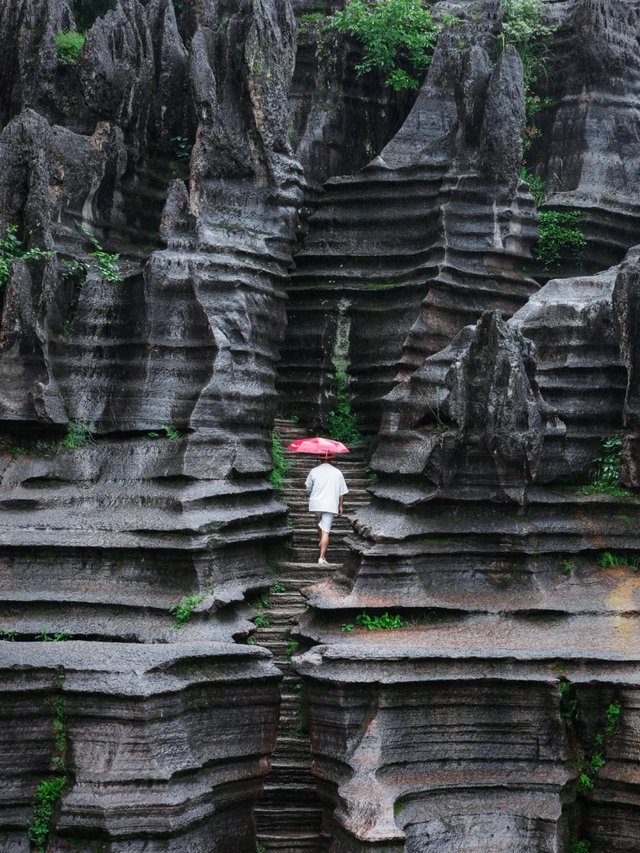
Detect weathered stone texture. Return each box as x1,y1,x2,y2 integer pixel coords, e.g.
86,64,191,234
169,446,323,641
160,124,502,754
0,643,281,850
3,0,640,849
532,0,640,267
278,4,538,433
0,0,301,846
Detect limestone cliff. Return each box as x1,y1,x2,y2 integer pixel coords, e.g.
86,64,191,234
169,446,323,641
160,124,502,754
1,0,640,851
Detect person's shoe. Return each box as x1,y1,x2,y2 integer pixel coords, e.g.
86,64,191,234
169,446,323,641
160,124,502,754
318,557,329,565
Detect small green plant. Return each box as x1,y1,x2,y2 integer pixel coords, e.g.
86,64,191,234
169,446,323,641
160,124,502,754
253,614,271,628
61,420,94,450
256,841,266,853
577,434,633,497
285,638,299,659
597,551,640,571
519,165,547,207
60,259,87,279
566,690,624,795
0,225,52,289
253,593,271,610
327,372,362,444
0,629,18,641
356,611,405,630
571,841,591,853
57,319,73,344
426,387,451,435
246,635,256,645
170,593,206,626
327,0,454,91
560,559,574,576
147,426,184,440
77,223,124,283
269,430,291,489
499,0,558,139
558,678,577,726
28,776,67,852
36,629,73,642
55,31,86,66
605,701,622,736
533,211,586,270
269,582,285,593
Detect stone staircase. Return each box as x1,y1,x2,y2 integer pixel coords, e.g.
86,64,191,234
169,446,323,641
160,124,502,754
254,418,371,853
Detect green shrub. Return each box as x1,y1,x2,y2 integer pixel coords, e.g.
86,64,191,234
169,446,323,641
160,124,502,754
77,223,124,283
28,776,67,852
327,372,362,444
533,211,586,269
327,0,453,91
55,31,86,66
0,225,52,289
578,434,632,497
61,420,94,450
597,551,640,571
500,0,558,140
170,593,207,625
343,611,405,632
571,842,591,853
268,430,291,488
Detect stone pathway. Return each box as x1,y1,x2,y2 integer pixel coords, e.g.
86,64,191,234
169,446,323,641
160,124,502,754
254,418,370,853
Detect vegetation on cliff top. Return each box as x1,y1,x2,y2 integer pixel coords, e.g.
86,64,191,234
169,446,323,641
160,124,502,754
327,0,455,91
500,0,558,143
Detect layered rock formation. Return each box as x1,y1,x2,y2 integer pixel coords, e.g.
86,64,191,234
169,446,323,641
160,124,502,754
278,2,540,432
298,263,640,850
286,2,640,850
3,0,640,850
0,0,301,846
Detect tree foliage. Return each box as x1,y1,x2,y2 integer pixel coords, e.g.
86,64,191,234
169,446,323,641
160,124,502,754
328,0,450,91
500,0,558,140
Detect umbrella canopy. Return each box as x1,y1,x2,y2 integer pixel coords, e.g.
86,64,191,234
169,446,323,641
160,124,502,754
286,436,350,455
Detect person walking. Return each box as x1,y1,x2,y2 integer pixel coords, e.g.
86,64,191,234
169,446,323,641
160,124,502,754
305,454,348,565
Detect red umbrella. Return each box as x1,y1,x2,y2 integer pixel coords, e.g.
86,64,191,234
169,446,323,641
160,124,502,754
287,436,350,455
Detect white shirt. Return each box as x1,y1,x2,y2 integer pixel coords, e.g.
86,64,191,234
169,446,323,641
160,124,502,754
305,463,348,514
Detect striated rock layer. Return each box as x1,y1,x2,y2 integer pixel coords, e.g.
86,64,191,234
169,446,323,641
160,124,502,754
278,2,539,434
0,0,302,846
296,257,640,850
0,643,281,851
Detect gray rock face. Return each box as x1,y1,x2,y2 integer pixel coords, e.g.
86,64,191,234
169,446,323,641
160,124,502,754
532,0,640,268
277,5,538,433
3,0,640,849
0,0,301,846
295,251,640,849
0,643,281,849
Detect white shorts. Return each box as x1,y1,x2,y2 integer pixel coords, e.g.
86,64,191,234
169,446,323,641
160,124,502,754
314,512,335,532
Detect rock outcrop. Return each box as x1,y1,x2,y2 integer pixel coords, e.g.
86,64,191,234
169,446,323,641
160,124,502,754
296,256,640,851
0,0,302,846
3,0,640,850
278,5,539,433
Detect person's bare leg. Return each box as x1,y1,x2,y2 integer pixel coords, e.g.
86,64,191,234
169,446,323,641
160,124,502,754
319,529,330,560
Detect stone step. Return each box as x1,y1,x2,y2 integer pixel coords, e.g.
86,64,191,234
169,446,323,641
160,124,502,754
258,418,369,852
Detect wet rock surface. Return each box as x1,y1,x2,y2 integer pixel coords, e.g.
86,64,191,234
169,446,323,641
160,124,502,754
2,0,640,850
1,0,300,847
